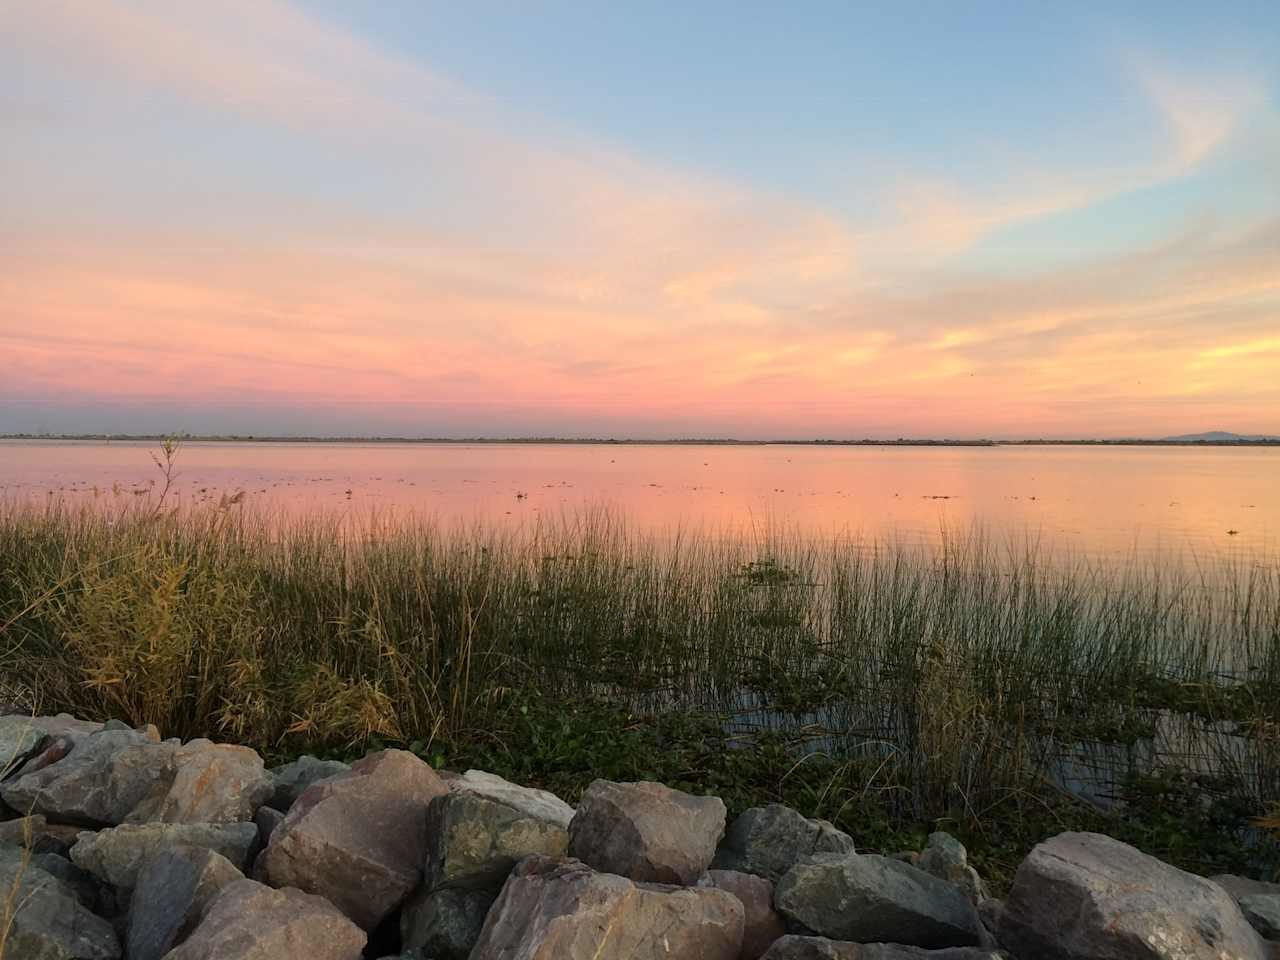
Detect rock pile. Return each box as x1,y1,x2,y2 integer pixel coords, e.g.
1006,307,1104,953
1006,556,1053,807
0,710,1275,960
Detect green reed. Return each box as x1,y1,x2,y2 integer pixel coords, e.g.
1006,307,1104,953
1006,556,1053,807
1,497,1278,833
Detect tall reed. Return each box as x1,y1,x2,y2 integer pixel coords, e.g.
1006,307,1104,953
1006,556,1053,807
1,497,1277,821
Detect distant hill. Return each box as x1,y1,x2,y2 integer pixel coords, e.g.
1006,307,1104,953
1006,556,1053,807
1161,431,1280,442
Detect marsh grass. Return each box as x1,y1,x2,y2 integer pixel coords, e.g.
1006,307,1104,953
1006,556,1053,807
2,497,1278,881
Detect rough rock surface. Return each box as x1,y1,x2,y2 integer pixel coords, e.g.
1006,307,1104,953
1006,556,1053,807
401,885,497,960
997,831,1267,960
125,846,245,960
259,748,448,929
0,854,121,959
1212,874,1280,902
713,804,855,883
1,842,105,911
1,727,180,826
761,937,1004,959
265,755,350,812
451,769,575,829
0,714,50,770
163,878,367,960
917,832,989,905
0,713,103,763
254,804,285,846
426,791,569,890
700,868,786,960
1240,895,1280,940
569,779,726,884
470,854,744,960
127,740,273,824
70,821,258,890
775,852,982,949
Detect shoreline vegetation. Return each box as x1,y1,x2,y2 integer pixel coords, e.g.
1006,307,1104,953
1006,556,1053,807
2,497,1279,890
3,433,1279,446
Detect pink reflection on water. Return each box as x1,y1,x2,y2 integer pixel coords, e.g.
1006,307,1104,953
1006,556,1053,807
1,440,1277,562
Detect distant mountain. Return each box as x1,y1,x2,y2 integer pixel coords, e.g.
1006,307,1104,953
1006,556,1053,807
1161,431,1280,442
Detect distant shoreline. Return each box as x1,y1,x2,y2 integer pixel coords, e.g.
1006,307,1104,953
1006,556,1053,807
3,434,1278,447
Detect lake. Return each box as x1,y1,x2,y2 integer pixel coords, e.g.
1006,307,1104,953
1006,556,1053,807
1,440,1277,562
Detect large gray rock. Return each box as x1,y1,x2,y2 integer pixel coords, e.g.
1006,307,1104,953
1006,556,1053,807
125,846,244,960
426,791,569,891
126,740,273,824
259,748,448,929
0,728,179,826
470,854,744,960
997,832,1267,960
70,821,258,891
761,937,1003,959
0,843,105,912
0,713,102,768
451,770,575,829
163,878,366,960
1239,895,1280,941
253,804,285,846
775,852,983,949
401,885,496,960
0,715,49,772
700,868,785,960
0,854,120,959
1212,874,1280,902
264,755,350,812
568,779,726,884
0,815,84,857
713,804,855,883
917,833,989,905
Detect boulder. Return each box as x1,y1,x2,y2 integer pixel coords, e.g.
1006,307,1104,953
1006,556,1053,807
0,814,47,846
0,854,120,959
1240,895,1280,940
470,854,744,960
127,740,273,824
5,734,76,783
1212,874,1280,902
126,846,245,960
0,843,105,911
401,885,497,959
997,832,1267,960
264,755,350,812
258,748,447,929
0,815,85,856
426,791,569,891
713,804,855,883
0,715,49,773
70,821,258,890
253,804,285,846
0,728,180,826
162,878,366,960
0,713,102,766
917,833,988,904
761,937,1003,959
451,769,575,829
700,868,786,960
775,852,982,949
568,779,726,884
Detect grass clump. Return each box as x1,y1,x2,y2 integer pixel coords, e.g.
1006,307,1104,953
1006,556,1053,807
1,496,1278,885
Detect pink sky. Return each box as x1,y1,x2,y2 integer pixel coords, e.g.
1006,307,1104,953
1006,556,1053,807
3,1,1278,438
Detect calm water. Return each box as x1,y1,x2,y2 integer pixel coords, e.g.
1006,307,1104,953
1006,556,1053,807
1,440,1277,561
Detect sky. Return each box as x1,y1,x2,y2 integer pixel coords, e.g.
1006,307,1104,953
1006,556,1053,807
2,1,1279,440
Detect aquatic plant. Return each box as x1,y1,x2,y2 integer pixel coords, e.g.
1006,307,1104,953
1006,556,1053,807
1,497,1277,882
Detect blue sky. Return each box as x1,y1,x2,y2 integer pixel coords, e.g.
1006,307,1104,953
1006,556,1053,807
2,1,1278,437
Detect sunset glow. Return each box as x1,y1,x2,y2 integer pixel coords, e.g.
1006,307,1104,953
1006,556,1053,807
3,1,1278,438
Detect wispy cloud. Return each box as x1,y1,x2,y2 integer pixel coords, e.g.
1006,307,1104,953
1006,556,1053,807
1,2,1277,437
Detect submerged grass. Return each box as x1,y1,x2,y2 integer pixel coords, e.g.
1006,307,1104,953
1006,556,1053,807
1,496,1279,887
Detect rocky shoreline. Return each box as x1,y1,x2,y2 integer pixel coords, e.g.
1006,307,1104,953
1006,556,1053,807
2,711,1276,959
